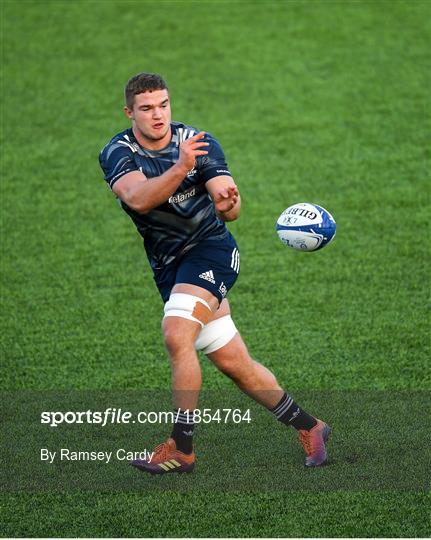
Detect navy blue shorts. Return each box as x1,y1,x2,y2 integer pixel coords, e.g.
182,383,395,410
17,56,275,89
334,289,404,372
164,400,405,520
153,232,240,304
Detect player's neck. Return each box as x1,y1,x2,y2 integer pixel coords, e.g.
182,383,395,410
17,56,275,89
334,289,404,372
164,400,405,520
132,125,172,151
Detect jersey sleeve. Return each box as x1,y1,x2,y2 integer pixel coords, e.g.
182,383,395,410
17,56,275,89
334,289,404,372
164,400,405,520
99,140,140,189
198,134,233,182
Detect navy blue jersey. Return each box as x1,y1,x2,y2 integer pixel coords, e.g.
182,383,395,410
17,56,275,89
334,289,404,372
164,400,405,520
99,122,233,269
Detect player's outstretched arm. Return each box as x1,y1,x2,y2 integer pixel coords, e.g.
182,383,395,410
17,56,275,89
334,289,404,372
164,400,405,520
206,176,241,222
112,132,209,213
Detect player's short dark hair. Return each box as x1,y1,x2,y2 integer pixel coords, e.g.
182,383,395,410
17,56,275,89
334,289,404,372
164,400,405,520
125,72,168,109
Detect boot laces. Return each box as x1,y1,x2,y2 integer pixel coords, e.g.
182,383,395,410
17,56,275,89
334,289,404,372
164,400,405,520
299,431,312,454
299,427,321,455
153,442,170,462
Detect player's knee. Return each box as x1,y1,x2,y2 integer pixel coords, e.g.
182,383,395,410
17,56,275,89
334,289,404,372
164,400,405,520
217,356,252,380
215,355,267,386
162,318,194,355
215,359,240,379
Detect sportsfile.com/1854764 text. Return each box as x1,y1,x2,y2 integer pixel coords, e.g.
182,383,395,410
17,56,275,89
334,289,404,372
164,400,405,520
40,408,252,427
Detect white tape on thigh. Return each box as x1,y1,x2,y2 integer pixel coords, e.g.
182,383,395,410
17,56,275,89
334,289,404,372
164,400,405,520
195,315,238,354
163,293,212,327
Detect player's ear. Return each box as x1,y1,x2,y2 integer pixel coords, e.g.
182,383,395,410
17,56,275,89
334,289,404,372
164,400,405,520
124,105,133,120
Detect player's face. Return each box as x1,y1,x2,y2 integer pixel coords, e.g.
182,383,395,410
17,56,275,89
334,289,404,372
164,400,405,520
125,89,172,148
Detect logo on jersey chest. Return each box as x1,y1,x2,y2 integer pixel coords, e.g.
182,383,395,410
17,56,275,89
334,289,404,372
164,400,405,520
169,186,196,204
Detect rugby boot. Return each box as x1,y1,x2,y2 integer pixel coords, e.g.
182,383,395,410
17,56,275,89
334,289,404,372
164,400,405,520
131,438,195,475
298,419,331,467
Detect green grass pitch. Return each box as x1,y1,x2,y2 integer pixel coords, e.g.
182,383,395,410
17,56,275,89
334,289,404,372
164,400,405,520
1,0,430,537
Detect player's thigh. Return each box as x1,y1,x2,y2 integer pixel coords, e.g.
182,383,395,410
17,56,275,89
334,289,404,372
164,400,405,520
209,298,231,321
163,289,215,345
162,286,231,347
170,286,233,317
171,283,219,311
163,294,230,347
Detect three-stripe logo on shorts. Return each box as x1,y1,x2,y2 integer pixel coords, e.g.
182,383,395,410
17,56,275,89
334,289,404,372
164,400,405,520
230,248,240,274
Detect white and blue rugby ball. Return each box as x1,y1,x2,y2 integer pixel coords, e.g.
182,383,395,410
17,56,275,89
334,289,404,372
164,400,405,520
276,203,336,252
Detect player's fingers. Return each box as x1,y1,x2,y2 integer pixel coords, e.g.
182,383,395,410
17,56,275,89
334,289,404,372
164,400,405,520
190,131,206,141
189,141,210,148
180,139,208,148
194,150,208,155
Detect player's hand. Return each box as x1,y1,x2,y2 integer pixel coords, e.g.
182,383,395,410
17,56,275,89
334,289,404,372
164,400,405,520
213,185,239,214
178,131,209,171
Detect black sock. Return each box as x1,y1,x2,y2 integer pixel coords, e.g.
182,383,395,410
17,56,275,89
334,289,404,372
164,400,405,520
271,392,317,431
171,409,195,454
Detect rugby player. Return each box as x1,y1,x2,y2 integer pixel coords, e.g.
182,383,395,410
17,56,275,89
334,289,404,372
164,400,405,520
99,73,331,474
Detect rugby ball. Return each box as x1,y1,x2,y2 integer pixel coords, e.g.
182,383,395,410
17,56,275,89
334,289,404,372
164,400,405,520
276,203,336,251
